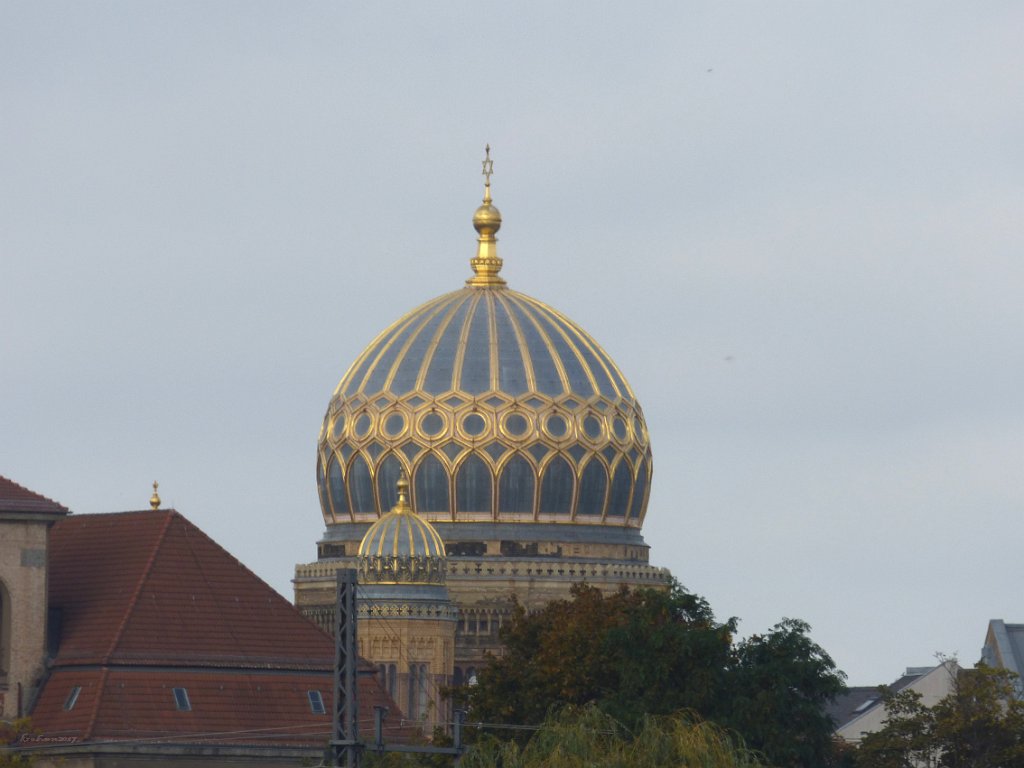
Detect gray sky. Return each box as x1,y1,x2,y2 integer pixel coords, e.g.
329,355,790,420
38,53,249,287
2,2,1021,686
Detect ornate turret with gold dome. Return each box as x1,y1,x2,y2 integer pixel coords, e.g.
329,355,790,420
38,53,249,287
355,475,457,731
358,473,446,585
297,149,670,685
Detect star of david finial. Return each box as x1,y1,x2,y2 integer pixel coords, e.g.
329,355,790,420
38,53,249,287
481,144,494,186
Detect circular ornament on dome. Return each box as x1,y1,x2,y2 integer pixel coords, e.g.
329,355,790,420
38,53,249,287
502,412,531,438
461,412,488,437
383,412,406,438
331,414,346,441
544,414,569,439
581,414,603,441
354,412,373,439
418,411,447,438
633,415,647,446
612,417,628,442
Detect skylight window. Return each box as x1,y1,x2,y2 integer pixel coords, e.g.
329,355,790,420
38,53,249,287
64,686,81,711
308,690,326,715
172,687,191,712
853,696,879,714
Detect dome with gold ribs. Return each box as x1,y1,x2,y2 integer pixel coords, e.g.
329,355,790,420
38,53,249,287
358,475,447,585
317,149,652,531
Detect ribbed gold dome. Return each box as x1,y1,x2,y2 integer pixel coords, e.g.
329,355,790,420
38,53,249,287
316,150,652,532
357,475,446,585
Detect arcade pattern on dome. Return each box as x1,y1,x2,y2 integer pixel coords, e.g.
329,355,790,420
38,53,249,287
316,147,652,531
317,287,652,529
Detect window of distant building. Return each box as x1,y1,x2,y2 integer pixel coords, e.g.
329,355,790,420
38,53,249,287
308,690,326,715
172,687,191,711
64,686,82,711
0,581,10,680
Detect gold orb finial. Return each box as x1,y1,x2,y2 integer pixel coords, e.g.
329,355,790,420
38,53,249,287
393,472,412,513
149,481,161,510
467,144,505,287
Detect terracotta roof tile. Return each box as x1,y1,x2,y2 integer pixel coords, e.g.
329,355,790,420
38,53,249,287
0,475,70,515
32,668,413,747
49,510,334,669
33,507,418,754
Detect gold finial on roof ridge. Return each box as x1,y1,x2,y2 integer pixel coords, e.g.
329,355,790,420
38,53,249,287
150,481,161,510
467,144,506,287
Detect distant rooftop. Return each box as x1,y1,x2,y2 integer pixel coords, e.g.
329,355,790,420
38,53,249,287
0,475,70,515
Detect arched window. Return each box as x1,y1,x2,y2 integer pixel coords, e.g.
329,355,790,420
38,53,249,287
629,458,649,521
576,459,608,517
455,455,492,516
348,454,375,514
375,454,404,512
326,455,350,518
539,455,574,515
606,460,632,517
498,454,534,514
414,455,450,514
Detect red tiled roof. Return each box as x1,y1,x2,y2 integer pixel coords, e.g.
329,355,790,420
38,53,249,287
31,668,412,747
32,508,416,751
49,510,334,669
0,475,70,515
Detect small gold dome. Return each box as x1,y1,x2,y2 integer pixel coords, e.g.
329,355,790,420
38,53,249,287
357,474,447,585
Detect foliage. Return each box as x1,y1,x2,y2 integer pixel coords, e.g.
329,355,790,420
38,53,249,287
460,703,766,768
464,582,846,767
0,719,35,767
856,663,1024,768
723,618,849,767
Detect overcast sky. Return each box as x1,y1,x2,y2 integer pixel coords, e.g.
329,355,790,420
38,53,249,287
2,2,1021,686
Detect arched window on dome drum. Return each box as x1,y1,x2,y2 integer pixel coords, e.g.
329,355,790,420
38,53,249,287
456,455,492,517
348,454,375,515
498,454,535,515
606,460,633,517
376,454,404,513
414,455,450,514
629,458,649,522
576,459,608,517
326,455,350,519
539,455,575,516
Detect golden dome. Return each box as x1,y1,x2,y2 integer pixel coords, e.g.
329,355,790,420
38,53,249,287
317,149,652,532
357,474,447,585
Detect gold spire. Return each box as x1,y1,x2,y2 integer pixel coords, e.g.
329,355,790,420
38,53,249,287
467,144,505,287
149,481,161,510
392,472,412,514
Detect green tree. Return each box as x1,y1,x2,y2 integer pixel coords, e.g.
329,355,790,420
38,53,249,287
461,704,766,768
723,619,848,767
466,583,733,732
465,582,846,767
856,663,1024,768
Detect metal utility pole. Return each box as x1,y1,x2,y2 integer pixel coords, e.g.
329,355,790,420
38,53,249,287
332,569,359,768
